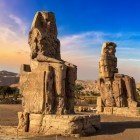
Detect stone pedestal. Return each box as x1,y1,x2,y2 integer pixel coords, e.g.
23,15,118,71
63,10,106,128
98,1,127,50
18,112,100,136
97,97,140,117
97,107,140,117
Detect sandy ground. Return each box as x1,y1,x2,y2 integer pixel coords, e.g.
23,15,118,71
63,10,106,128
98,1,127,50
0,104,140,140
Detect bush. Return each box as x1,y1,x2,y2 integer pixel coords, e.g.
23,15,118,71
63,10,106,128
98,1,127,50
74,84,84,99
0,86,19,99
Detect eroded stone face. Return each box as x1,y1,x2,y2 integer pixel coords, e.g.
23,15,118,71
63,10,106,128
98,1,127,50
29,11,61,61
98,42,138,108
99,42,118,78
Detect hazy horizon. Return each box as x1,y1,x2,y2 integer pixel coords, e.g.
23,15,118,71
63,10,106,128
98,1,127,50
0,0,140,82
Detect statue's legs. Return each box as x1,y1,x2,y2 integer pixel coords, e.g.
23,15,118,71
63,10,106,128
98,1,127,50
53,63,66,114
124,76,137,107
65,63,77,114
45,66,55,114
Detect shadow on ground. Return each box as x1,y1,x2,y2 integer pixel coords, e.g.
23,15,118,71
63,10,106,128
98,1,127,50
96,121,140,135
25,121,140,140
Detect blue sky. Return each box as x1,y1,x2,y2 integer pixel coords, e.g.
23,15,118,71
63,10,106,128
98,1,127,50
5,0,140,34
0,0,140,81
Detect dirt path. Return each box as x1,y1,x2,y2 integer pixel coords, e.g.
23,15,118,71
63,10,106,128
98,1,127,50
0,104,22,126
0,105,140,140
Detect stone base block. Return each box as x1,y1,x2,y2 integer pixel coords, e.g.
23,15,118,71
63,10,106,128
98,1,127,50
97,107,140,117
18,112,100,136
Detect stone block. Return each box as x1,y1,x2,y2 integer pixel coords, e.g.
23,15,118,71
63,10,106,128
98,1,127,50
104,107,113,115
97,107,140,117
18,113,100,136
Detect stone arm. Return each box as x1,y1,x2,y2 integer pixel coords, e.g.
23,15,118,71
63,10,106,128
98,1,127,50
29,28,63,64
35,54,64,64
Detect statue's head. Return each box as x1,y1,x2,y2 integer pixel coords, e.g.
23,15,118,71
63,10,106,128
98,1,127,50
101,42,116,56
31,11,57,37
28,11,61,60
99,42,118,79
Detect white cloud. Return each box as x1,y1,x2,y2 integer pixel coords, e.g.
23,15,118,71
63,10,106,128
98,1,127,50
0,7,139,82
0,9,28,51
0,9,29,72
119,58,140,62
9,14,27,34
60,31,140,81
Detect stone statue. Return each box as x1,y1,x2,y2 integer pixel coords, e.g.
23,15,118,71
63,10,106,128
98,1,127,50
99,42,118,78
20,11,77,115
98,42,138,108
18,11,100,136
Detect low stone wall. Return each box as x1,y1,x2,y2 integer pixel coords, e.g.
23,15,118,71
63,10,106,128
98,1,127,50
97,107,140,117
18,112,100,136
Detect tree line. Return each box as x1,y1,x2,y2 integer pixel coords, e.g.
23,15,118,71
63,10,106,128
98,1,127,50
0,86,19,99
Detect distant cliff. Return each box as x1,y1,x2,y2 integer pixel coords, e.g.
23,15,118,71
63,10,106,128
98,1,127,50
0,71,19,86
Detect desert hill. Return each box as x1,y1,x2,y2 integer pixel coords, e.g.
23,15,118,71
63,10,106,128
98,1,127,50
76,80,99,94
137,83,140,88
0,70,19,86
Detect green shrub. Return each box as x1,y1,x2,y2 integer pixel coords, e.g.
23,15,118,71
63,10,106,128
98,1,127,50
0,86,19,99
74,84,84,99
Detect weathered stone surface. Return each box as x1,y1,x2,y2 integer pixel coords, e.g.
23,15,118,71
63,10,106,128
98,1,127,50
20,11,77,115
29,11,61,61
97,106,140,117
97,42,138,111
96,97,103,112
17,112,29,132
99,42,118,78
18,11,100,136
20,61,77,115
18,113,100,136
